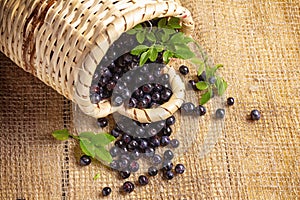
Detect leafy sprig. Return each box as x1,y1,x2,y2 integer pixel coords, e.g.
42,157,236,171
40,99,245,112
127,17,195,66
52,129,115,163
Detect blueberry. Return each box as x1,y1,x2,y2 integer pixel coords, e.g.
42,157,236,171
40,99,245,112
118,158,129,170
139,139,148,150
179,65,189,75
188,80,198,91
90,93,101,104
161,74,170,83
170,139,180,148
181,102,195,115
109,146,120,157
138,175,149,186
162,161,173,171
195,105,206,116
164,170,174,180
175,164,185,174
127,140,138,151
122,181,135,193
250,109,261,120
144,147,155,158
151,92,161,102
97,117,108,128
216,108,225,119
197,71,206,81
163,150,174,160
80,155,91,166
120,170,131,179
130,149,141,161
166,116,176,126
149,137,160,148
112,95,124,106
142,84,153,94
122,134,132,144
162,126,172,136
111,128,121,138
148,166,158,176
227,97,235,106
161,88,172,101
129,161,139,172
160,136,170,146
152,154,162,165
110,160,119,170
102,187,112,196
115,140,125,149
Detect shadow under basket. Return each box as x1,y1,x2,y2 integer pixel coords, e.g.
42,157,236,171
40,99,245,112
0,0,195,122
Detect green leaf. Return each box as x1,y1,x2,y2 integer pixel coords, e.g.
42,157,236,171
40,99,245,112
93,173,101,180
92,133,115,147
163,28,176,35
153,44,164,52
79,132,95,140
174,44,195,59
196,81,209,90
200,89,212,105
163,50,173,63
130,45,149,56
146,32,156,42
52,129,70,141
197,62,205,76
169,32,184,44
95,146,113,163
139,51,150,66
207,64,223,77
136,31,145,44
134,24,143,31
79,139,95,157
216,78,228,96
149,47,158,62
183,36,194,43
126,29,136,35
158,18,167,28
168,17,182,29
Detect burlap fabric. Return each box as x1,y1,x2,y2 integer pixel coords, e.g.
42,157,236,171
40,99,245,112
1,0,299,199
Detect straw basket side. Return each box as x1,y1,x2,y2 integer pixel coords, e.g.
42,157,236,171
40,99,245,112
0,0,194,122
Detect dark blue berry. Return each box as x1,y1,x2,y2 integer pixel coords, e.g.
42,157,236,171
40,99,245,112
195,105,206,116
144,147,155,158
120,170,131,179
152,154,162,165
162,161,173,171
181,102,195,115
130,149,141,161
179,65,189,75
90,93,101,104
208,76,216,84
97,117,108,128
250,109,261,120
111,128,121,138
198,71,206,81
129,161,139,172
110,160,119,170
139,139,148,150
148,166,158,176
118,158,129,170
122,181,134,193
161,88,172,101
227,97,235,106
102,187,112,196
122,134,132,144
188,80,198,91
149,137,160,148
170,139,180,148
162,126,172,136
109,146,120,157
175,164,185,174
80,155,91,166
160,136,170,146
127,140,138,151
138,175,149,186
166,116,176,126
164,170,174,180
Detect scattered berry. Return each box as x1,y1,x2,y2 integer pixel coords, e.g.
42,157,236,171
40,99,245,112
181,102,196,115
197,71,206,81
175,164,185,174
170,139,180,148
129,161,140,172
188,80,198,91
164,170,174,180
166,116,176,126
122,181,135,193
97,117,108,128
162,161,173,171
227,97,235,106
179,65,189,75
163,150,174,160
138,175,149,186
148,166,158,176
195,105,206,116
79,155,92,166
216,108,225,119
160,136,171,146
250,109,261,120
120,170,131,179
102,187,112,196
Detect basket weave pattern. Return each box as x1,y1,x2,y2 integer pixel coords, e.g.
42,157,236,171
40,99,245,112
0,0,194,121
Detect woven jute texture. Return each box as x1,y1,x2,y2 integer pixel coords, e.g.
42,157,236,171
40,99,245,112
1,0,300,199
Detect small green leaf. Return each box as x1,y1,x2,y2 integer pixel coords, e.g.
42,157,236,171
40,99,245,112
169,32,184,44
93,173,101,180
79,132,95,140
79,139,95,157
52,129,70,141
174,44,195,59
168,17,182,29
136,31,145,44
126,29,136,35
163,50,173,63
95,146,113,163
134,24,143,31
153,44,164,52
196,81,209,90
163,28,176,35
216,78,228,96
130,45,149,56
146,32,156,42
158,18,167,28
139,51,150,66
149,47,158,62
161,33,170,42
197,62,205,76
183,36,194,43
200,89,212,105
92,133,115,147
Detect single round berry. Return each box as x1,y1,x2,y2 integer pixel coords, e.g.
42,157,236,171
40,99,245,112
179,65,189,75
162,126,172,136
216,108,225,119
163,150,174,160
188,80,198,91
144,147,155,158
164,170,174,180
181,102,195,115
122,181,135,193
129,161,139,172
111,128,121,138
148,166,158,176
160,136,170,146
138,175,149,186
122,134,132,144
152,154,163,165
162,161,173,171
120,170,131,179
197,71,207,81
175,164,185,174
170,139,180,148
102,187,112,196
250,109,261,120
166,116,176,126
110,160,119,170
227,97,235,106
90,93,101,104
109,146,120,157
195,105,206,116
97,118,108,128
80,155,91,166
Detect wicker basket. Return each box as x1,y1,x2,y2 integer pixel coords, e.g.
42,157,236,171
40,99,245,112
0,0,194,122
